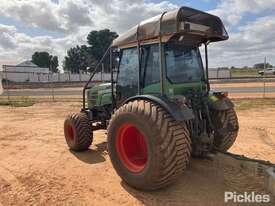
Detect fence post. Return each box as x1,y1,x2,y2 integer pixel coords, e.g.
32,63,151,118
51,72,55,101
4,66,11,103
263,57,266,98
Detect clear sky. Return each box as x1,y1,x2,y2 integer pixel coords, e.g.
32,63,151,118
0,0,275,69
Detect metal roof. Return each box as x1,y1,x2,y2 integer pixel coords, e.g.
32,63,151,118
16,60,39,67
112,6,228,47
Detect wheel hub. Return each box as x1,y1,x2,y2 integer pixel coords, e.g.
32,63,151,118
116,123,148,173
65,124,75,141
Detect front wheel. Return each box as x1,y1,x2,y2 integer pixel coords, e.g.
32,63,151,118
211,108,239,152
107,100,191,190
64,112,93,151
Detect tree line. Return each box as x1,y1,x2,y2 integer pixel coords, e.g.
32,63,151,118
63,29,118,74
31,52,59,73
30,29,118,74
31,29,273,74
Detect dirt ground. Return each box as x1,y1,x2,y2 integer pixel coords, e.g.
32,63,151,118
0,102,274,206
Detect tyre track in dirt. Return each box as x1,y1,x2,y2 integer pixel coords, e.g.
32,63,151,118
0,162,36,205
255,127,275,149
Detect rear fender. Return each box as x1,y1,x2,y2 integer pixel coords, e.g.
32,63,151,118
124,95,194,121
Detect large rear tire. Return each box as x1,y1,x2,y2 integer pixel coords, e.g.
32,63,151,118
211,108,239,152
107,100,191,190
64,112,93,151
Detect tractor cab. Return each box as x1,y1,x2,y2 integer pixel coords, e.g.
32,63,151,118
115,39,207,105
86,7,229,109
64,6,239,190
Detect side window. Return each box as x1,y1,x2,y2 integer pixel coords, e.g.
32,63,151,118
141,44,160,87
165,45,203,83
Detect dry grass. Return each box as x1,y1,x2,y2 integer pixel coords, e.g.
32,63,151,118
233,98,275,110
0,96,35,107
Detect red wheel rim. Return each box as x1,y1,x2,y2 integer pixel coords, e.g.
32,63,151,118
116,123,148,173
65,123,75,141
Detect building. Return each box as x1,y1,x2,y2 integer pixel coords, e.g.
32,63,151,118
3,60,49,73
1,60,50,82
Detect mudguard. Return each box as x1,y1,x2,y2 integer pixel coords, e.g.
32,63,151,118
208,94,234,111
124,95,194,121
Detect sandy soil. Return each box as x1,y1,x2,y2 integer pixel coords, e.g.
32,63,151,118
228,93,275,99
0,103,274,206
211,82,275,88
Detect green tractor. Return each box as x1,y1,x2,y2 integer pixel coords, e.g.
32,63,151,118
64,7,239,190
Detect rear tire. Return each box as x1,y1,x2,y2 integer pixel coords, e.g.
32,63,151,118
211,108,239,152
64,112,93,151
107,100,191,190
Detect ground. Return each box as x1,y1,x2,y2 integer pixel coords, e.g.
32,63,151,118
0,102,274,206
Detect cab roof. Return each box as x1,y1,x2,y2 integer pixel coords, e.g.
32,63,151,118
112,6,228,47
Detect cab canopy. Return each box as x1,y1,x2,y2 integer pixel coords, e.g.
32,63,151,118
112,6,228,47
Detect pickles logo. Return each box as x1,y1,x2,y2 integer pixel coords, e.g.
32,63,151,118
224,192,271,203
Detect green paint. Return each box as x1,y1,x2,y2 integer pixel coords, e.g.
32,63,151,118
87,83,112,107
87,80,208,108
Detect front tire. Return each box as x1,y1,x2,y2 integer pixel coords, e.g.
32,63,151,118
64,112,93,151
211,108,239,152
107,100,191,190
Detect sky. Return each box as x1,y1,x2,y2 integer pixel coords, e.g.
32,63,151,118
0,0,275,69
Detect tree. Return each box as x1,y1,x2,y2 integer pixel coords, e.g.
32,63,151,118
32,51,59,73
87,29,118,71
63,45,89,73
32,51,51,68
50,56,59,73
63,29,118,74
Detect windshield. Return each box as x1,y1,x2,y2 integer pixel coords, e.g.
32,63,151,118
165,44,204,83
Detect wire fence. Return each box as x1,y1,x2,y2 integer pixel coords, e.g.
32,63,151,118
1,69,275,105
0,70,111,83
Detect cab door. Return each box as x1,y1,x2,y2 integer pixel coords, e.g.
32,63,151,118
116,47,139,106
140,43,160,94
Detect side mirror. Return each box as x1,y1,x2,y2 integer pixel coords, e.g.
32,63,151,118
112,49,121,69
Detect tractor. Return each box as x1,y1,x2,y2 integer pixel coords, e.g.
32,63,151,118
64,6,239,190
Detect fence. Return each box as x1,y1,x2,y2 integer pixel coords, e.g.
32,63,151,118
1,69,275,104
0,70,112,103
208,68,231,79
0,74,3,95
0,68,233,84
0,71,111,83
